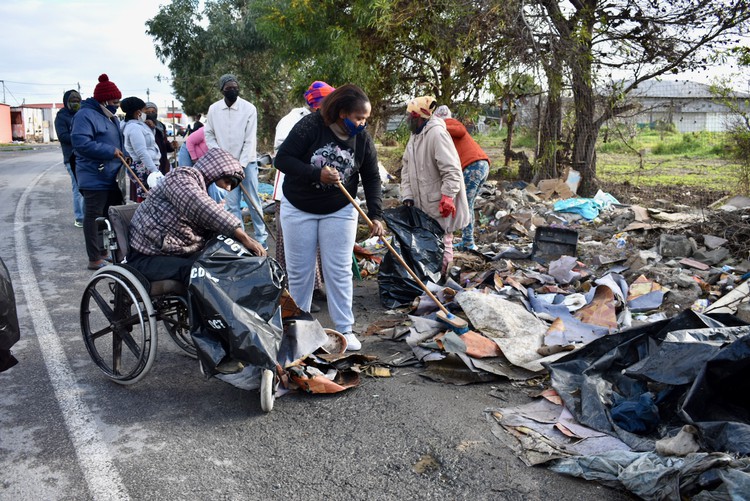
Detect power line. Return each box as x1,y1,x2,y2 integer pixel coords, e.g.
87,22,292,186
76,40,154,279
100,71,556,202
0,79,78,86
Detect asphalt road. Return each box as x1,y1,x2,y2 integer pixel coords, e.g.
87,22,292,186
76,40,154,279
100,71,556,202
0,146,633,500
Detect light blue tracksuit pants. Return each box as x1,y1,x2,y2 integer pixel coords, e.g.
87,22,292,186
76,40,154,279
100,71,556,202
280,198,357,333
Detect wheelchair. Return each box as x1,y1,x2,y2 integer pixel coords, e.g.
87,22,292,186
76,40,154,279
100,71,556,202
79,204,276,412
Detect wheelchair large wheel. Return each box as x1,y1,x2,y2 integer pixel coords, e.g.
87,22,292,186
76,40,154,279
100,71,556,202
80,266,158,385
156,296,197,359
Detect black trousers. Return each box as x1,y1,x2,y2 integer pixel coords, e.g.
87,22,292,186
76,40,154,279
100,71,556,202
81,188,123,261
127,250,201,285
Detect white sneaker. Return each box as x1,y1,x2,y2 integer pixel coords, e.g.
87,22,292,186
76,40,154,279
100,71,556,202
343,332,361,351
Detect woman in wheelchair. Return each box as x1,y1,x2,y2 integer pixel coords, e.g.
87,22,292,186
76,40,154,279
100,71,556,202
127,147,266,284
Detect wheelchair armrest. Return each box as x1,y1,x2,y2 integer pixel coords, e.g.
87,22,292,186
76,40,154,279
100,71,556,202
95,216,111,232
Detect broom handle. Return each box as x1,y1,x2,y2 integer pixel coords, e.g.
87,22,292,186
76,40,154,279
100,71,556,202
336,181,449,315
239,183,276,242
115,151,149,195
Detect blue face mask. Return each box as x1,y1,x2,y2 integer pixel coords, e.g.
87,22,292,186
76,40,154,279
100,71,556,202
105,104,119,114
343,117,366,137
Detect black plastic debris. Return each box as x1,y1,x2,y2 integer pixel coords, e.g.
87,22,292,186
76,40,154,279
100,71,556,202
378,205,444,309
0,256,19,373
189,236,285,376
531,226,578,264
544,309,750,452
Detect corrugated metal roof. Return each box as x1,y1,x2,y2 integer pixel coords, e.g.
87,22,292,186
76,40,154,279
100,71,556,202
628,79,750,99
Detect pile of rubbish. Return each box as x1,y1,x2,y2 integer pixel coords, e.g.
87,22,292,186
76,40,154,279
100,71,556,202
356,180,750,499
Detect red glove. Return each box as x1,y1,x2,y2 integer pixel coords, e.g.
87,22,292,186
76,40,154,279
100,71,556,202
439,195,456,218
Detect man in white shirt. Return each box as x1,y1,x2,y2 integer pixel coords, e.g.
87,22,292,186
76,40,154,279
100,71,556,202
204,74,268,248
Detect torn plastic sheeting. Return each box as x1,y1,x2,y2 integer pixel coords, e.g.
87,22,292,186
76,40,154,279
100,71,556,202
625,340,718,385
573,285,618,331
548,450,750,501
627,290,666,312
378,205,444,309
421,353,498,385
593,272,628,305
553,198,603,220
276,313,329,368
405,315,448,362
680,331,750,454
526,290,610,346
544,310,748,452
456,291,552,372
470,356,538,381
485,398,631,467
547,255,581,284
543,316,610,347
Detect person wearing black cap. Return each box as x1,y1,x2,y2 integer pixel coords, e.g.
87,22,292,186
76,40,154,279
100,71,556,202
54,89,84,227
71,73,127,270
204,73,268,249
144,101,178,174
121,96,162,201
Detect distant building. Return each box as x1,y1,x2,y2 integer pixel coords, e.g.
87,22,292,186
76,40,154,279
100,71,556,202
10,103,63,142
0,104,11,143
624,80,750,133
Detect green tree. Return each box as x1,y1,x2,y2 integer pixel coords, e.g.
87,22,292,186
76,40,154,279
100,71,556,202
254,0,515,126
147,0,290,146
525,0,750,195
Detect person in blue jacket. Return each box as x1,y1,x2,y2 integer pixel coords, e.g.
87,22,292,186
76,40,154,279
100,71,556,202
71,74,126,270
53,89,84,227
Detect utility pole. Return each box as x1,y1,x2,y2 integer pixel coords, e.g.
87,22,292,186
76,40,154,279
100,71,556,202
146,88,150,102
1,80,5,103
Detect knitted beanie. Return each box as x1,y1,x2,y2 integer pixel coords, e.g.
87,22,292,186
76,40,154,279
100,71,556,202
304,81,335,110
93,74,122,102
120,96,146,116
218,74,238,91
433,105,452,119
145,102,158,111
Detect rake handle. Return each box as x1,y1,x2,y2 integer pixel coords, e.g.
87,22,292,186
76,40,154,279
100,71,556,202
335,181,449,316
115,151,149,195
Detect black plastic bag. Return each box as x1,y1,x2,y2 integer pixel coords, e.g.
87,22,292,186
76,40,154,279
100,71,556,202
0,256,19,373
377,205,444,309
544,309,750,452
189,235,285,375
681,333,750,454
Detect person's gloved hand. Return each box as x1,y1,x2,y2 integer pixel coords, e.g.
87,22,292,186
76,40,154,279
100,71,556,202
403,199,414,207
439,195,456,218
147,171,165,188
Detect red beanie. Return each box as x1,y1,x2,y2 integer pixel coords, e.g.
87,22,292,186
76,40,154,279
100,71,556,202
93,74,122,102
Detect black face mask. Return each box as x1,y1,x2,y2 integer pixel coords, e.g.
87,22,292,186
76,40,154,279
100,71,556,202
146,113,158,122
223,89,239,102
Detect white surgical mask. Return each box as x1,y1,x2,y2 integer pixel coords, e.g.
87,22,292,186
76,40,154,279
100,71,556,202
137,112,146,122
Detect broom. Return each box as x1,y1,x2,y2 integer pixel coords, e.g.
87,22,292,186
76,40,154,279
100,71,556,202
335,179,468,333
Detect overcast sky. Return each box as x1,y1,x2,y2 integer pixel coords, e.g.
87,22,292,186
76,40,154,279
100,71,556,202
0,0,182,110
1,0,748,110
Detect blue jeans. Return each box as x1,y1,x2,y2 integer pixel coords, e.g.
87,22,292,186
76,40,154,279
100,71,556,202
461,160,489,247
180,144,225,203
177,143,193,167
224,161,267,246
280,199,357,333
65,161,84,221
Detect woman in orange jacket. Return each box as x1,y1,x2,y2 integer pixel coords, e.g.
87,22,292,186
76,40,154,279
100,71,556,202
434,105,490,251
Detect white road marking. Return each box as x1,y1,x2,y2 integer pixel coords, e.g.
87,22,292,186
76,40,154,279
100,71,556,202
14,164,130,501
